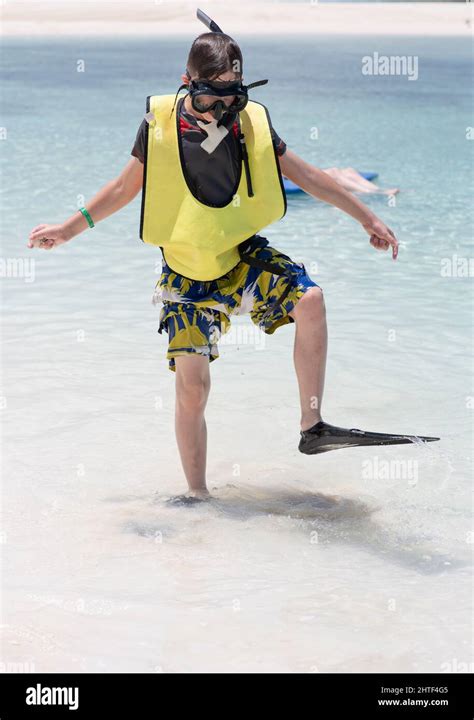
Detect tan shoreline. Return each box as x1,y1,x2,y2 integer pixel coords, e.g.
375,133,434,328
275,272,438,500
1,2,472,37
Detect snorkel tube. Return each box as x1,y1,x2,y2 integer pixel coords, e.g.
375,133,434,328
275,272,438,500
169,8,268,198
196,8,224,33
195,8,269,98
171,8,269,121
194,7,266,196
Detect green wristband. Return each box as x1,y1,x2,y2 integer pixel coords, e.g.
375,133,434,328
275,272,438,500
79,207,95,228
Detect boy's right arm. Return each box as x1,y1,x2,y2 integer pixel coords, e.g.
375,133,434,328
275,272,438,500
28,156,144,250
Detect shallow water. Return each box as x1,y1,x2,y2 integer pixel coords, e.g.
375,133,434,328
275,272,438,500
1,35,472,672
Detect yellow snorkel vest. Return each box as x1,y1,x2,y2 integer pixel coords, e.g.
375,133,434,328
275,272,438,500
139,95,286,281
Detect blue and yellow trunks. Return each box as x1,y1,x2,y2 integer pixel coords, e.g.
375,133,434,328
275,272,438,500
153,235,319,371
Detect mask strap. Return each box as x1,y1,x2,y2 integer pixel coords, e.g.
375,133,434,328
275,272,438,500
244,79,269,91
170,83,189,118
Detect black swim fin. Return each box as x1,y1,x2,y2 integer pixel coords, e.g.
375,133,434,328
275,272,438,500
298,420,440,456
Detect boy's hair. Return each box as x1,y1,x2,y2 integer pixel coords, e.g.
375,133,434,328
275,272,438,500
186,32,243,80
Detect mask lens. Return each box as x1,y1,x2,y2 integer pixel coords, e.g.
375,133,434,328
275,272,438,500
194,94,235,111
229,95,247,112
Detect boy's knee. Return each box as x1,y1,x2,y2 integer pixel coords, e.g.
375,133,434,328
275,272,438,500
176,365,210,412
294,287,325,322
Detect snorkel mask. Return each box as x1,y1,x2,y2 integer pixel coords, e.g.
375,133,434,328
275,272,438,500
170,8,268,124
187,74,268,122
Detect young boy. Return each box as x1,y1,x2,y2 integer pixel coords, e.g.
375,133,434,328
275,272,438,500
28,12,437,502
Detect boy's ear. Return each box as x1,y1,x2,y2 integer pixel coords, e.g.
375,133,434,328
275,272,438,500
181,69,192,85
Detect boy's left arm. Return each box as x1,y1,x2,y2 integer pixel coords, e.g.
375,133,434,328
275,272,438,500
279,149,399,260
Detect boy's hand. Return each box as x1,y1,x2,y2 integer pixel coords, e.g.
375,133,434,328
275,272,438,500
28,224,70,250
363,217,399,260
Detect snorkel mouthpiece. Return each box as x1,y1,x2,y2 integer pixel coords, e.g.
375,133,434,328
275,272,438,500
210,101,225,121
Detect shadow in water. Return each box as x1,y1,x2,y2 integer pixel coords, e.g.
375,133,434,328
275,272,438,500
105,483,468,575
204,484,467,575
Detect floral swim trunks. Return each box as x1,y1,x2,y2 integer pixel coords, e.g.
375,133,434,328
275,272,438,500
153,235,319,371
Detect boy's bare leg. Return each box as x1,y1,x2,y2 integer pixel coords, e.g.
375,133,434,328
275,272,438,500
289,287,328,431
174,355,211,497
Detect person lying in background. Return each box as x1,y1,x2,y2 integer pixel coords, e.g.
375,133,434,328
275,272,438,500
322,167,399,195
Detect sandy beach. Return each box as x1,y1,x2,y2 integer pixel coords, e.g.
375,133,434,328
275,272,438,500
1,1,472,37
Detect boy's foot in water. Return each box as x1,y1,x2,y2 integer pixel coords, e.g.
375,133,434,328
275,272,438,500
166,489,211,506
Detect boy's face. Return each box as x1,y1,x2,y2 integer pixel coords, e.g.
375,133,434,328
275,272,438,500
181,70,242,122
